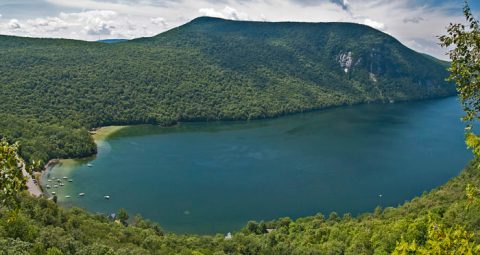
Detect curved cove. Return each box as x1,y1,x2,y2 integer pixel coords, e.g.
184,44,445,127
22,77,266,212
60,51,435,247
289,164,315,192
45,97,471,234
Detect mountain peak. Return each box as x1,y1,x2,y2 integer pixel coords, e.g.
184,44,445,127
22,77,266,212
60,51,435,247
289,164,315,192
190,16,227,23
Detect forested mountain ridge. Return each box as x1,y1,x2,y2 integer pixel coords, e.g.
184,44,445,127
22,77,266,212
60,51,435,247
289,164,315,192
0,17,454,163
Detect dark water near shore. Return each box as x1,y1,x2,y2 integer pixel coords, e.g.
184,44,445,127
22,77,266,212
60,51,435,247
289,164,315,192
46,97,471,234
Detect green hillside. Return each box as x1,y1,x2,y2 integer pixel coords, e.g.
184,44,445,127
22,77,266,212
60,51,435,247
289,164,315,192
0,17,454,164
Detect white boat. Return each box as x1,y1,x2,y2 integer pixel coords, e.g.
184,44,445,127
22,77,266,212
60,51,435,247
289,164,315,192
47,179,52,182
46,185,51,189
65,195,71,198
54,185,58,188
60,183,64,186
104,195,110,199
51,192,56,195
68,179,73,182
78,193,85,196
63,176,68,179
87,163,93,167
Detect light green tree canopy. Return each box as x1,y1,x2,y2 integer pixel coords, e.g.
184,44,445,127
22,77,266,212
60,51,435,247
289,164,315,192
0,140,27,207
439,1,480,157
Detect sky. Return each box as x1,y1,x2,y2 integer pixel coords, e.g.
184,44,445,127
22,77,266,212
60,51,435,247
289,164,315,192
0,0,478,60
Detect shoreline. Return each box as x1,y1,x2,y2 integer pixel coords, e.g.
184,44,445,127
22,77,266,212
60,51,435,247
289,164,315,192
32,126,127,197
29,96,459,198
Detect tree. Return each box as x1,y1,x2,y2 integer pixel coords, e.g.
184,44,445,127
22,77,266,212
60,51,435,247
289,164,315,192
440,0,480,240
439,0,480,158
0,139,27,208
118,208,129,226
0,239,32,255
46,247,64,255
466,183,480,206
393,222,480,254
391,2,480,253
246,221,260,234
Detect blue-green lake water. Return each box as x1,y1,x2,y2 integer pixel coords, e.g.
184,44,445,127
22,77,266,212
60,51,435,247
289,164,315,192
46,97,471,234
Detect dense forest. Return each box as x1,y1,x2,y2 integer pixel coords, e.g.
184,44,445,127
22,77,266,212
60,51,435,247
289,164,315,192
0,17,454,164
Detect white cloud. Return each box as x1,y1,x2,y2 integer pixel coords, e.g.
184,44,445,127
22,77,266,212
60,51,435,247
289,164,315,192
8,19,21,30
151,17,167,28
60,10,118,36
27,17,69,32
0,10,168,40
198,8,224,19
222,6,249,20
44,0,173,16
363,18,385,30
198,6,249,20
403,16,424,24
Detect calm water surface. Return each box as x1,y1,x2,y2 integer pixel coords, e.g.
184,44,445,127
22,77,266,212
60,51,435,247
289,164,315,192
46,97,471,234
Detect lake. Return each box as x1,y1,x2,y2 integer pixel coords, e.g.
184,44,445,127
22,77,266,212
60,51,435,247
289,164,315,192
45,97,471,234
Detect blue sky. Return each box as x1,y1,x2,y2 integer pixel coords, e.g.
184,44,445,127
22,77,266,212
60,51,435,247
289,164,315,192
0,0,478,60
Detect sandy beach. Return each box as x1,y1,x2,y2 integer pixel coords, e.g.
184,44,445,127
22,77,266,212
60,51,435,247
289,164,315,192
91,126,127,142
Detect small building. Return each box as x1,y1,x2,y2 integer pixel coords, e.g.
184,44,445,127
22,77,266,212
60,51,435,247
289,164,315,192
108,213,116,221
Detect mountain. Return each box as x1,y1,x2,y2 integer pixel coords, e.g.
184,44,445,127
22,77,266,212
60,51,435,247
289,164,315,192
0,17,454,162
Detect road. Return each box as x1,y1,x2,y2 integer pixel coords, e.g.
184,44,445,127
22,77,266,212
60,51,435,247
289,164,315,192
21,164,42,197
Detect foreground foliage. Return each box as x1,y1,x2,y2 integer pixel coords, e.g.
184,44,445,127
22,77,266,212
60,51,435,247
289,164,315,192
0,139,27,207
440,2,480,158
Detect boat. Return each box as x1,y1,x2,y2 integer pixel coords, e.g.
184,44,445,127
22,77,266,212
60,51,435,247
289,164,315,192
68,179,73,182
65,195,71,198
87,163,93,167
63,176,68,179
60,183,64,186
53,185,58,188
78,193,85,196
51,192,56,195
104,195,110,200
47,179,52,182
46,185,51,189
